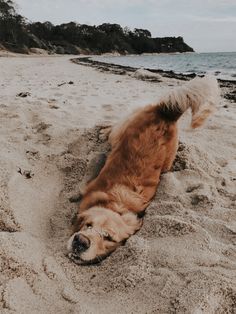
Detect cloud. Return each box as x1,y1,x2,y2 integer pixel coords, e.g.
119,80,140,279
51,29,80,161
191,16,236,23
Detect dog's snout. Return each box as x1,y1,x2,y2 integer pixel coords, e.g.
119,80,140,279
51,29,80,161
72,234,90,252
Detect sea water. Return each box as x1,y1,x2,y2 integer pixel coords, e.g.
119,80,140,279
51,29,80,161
93,52,236,81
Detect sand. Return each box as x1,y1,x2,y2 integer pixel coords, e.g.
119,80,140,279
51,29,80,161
0,55,236,314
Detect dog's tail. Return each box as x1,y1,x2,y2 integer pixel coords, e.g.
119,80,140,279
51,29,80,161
157,75,220,128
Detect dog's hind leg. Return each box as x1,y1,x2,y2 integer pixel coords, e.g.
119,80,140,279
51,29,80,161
161,126,178,173
99,125,113,142
162,153,177,173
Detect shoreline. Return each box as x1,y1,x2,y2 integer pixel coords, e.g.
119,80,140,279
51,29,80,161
71,56,236,103
71,56,236,84
71,56,196,81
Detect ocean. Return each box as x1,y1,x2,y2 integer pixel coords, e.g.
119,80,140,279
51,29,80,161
93,52,236,81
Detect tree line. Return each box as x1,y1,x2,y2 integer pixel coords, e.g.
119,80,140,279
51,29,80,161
0,0,194,54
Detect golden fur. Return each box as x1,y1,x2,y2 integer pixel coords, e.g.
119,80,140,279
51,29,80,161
67,76,219,264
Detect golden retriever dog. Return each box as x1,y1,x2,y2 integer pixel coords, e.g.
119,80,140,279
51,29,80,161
67,76,219,264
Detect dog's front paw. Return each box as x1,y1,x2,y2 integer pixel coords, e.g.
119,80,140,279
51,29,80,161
98,125,112,142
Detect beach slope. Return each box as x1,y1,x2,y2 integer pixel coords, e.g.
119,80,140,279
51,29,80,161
0,55,236,313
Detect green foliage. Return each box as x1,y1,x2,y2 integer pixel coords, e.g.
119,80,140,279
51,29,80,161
0,0,194,54
0,0,29,51
0,0,15,17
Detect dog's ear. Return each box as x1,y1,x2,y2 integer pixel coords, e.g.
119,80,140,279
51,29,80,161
72,213,86,233
121,212,143,235
105,212,142,243
79,191,109,210
71,212,78,226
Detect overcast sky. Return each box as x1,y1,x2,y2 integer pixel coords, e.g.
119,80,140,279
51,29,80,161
15,0,236,52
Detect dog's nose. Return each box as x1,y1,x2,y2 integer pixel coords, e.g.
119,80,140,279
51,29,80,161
72,234,90,252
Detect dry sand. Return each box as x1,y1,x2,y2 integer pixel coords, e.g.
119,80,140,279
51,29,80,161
0,55,236,314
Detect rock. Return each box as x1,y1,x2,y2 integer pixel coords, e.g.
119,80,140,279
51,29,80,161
30,48,49,55
27,33,47,49
132,69,162,82
55,46,65,54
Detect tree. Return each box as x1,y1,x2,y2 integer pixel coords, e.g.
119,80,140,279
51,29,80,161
0,0,16,18
134,28,151,38
97,23,123,35
0,0,194,54
0,0,28,50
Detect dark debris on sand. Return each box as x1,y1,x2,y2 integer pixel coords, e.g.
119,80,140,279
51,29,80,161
71,57,196,81
71,57,236,103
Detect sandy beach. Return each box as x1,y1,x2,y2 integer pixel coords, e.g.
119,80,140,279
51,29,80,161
0,55,236,313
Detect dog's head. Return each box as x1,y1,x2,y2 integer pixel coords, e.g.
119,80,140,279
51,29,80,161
67,207,142,264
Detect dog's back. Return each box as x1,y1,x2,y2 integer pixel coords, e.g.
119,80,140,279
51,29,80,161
80,76,219,215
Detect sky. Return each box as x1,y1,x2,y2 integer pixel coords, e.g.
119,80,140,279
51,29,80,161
15,0,236,52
